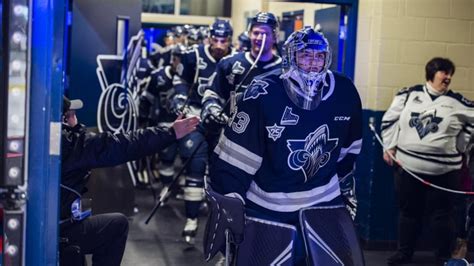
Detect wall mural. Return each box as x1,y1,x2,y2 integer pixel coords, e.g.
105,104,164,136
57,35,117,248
95,30,145,186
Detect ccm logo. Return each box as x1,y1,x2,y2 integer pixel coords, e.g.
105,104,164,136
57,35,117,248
334,116,351,121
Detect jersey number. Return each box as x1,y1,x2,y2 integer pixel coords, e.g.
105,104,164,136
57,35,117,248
231,111,250,134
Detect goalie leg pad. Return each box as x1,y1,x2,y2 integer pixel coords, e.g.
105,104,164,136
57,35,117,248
203,187,245,261
235,216,297,266
300,205,365,266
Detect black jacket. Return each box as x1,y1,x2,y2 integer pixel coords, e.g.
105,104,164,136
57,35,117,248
60,123,176,220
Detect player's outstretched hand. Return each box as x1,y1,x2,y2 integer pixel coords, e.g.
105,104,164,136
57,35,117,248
172,114,200,139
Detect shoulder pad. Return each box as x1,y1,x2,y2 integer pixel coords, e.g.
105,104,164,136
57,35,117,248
447,91,474,108
396,84,423,96
221,51,240,61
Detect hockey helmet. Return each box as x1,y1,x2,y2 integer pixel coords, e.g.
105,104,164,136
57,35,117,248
237,31,251,52
188,28,204,45
280,26,332,110
209,19,233,39
171,43,187,56
249,12,279,32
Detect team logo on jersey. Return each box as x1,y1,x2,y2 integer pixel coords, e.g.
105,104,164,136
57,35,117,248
226,62,245,85
287,125,339,182
226,73,235,85
408,109,443,139
157,75,166,86
232,61,245,74
243,79,268,101
280,107,299,125
266,123,285,141
197,72,216,96
412,96,422,104
198,57,208,70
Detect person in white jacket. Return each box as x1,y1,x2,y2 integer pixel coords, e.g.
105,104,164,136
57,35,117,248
381,57,474,264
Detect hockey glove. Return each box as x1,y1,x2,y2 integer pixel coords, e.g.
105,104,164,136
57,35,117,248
203,105,229,125
169,95,187,116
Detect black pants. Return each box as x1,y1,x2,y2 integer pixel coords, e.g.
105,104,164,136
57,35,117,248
394,166,460,258
60,213,129,266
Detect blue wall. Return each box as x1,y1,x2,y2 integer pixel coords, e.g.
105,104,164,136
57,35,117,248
355,110,398,246
68,0,141,127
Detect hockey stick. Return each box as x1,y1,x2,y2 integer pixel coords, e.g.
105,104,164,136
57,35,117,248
170,46,202,117
216,33,267,118
144,137,207,224
369,119,474,195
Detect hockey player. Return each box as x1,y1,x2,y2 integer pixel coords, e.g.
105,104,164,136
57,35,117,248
169,18,234,244
187,27,205,47
138,44,187,187
199,26,210,45
382,57,474,264
236,31,251,52
201,12,282,151
204,27,364,265
149,30,175,69
150,25,191,69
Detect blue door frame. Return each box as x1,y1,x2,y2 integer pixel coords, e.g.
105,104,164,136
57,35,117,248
284,0,358,80
26,0,66,264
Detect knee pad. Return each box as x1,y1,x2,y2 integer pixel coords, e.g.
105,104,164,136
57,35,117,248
204,186,245,261
235,216,297,266
300,205,365,266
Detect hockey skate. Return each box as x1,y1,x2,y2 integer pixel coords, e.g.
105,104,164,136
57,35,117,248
182,218,198,245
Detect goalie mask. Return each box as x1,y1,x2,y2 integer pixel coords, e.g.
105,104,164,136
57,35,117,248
280,27,332,110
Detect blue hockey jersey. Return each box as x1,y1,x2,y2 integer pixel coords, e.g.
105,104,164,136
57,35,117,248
138,65,176,124
210,69,362,213
173,44,235,111
150,45,172,69
202,52,282,114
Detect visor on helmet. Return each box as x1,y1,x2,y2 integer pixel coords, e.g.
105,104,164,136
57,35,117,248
280,26,332,110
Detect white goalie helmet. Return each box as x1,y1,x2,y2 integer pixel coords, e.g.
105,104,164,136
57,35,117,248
280,26,332,110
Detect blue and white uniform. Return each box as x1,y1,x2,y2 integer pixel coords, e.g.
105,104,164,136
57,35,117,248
139,65,176,125
170,43,234,223
138,65,178,184
210,68,362,217
382,84,474,175
204,26,365,266
202,51,282,115
173,44,235,116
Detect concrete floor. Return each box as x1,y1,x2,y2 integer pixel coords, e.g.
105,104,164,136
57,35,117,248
120,187,467,266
